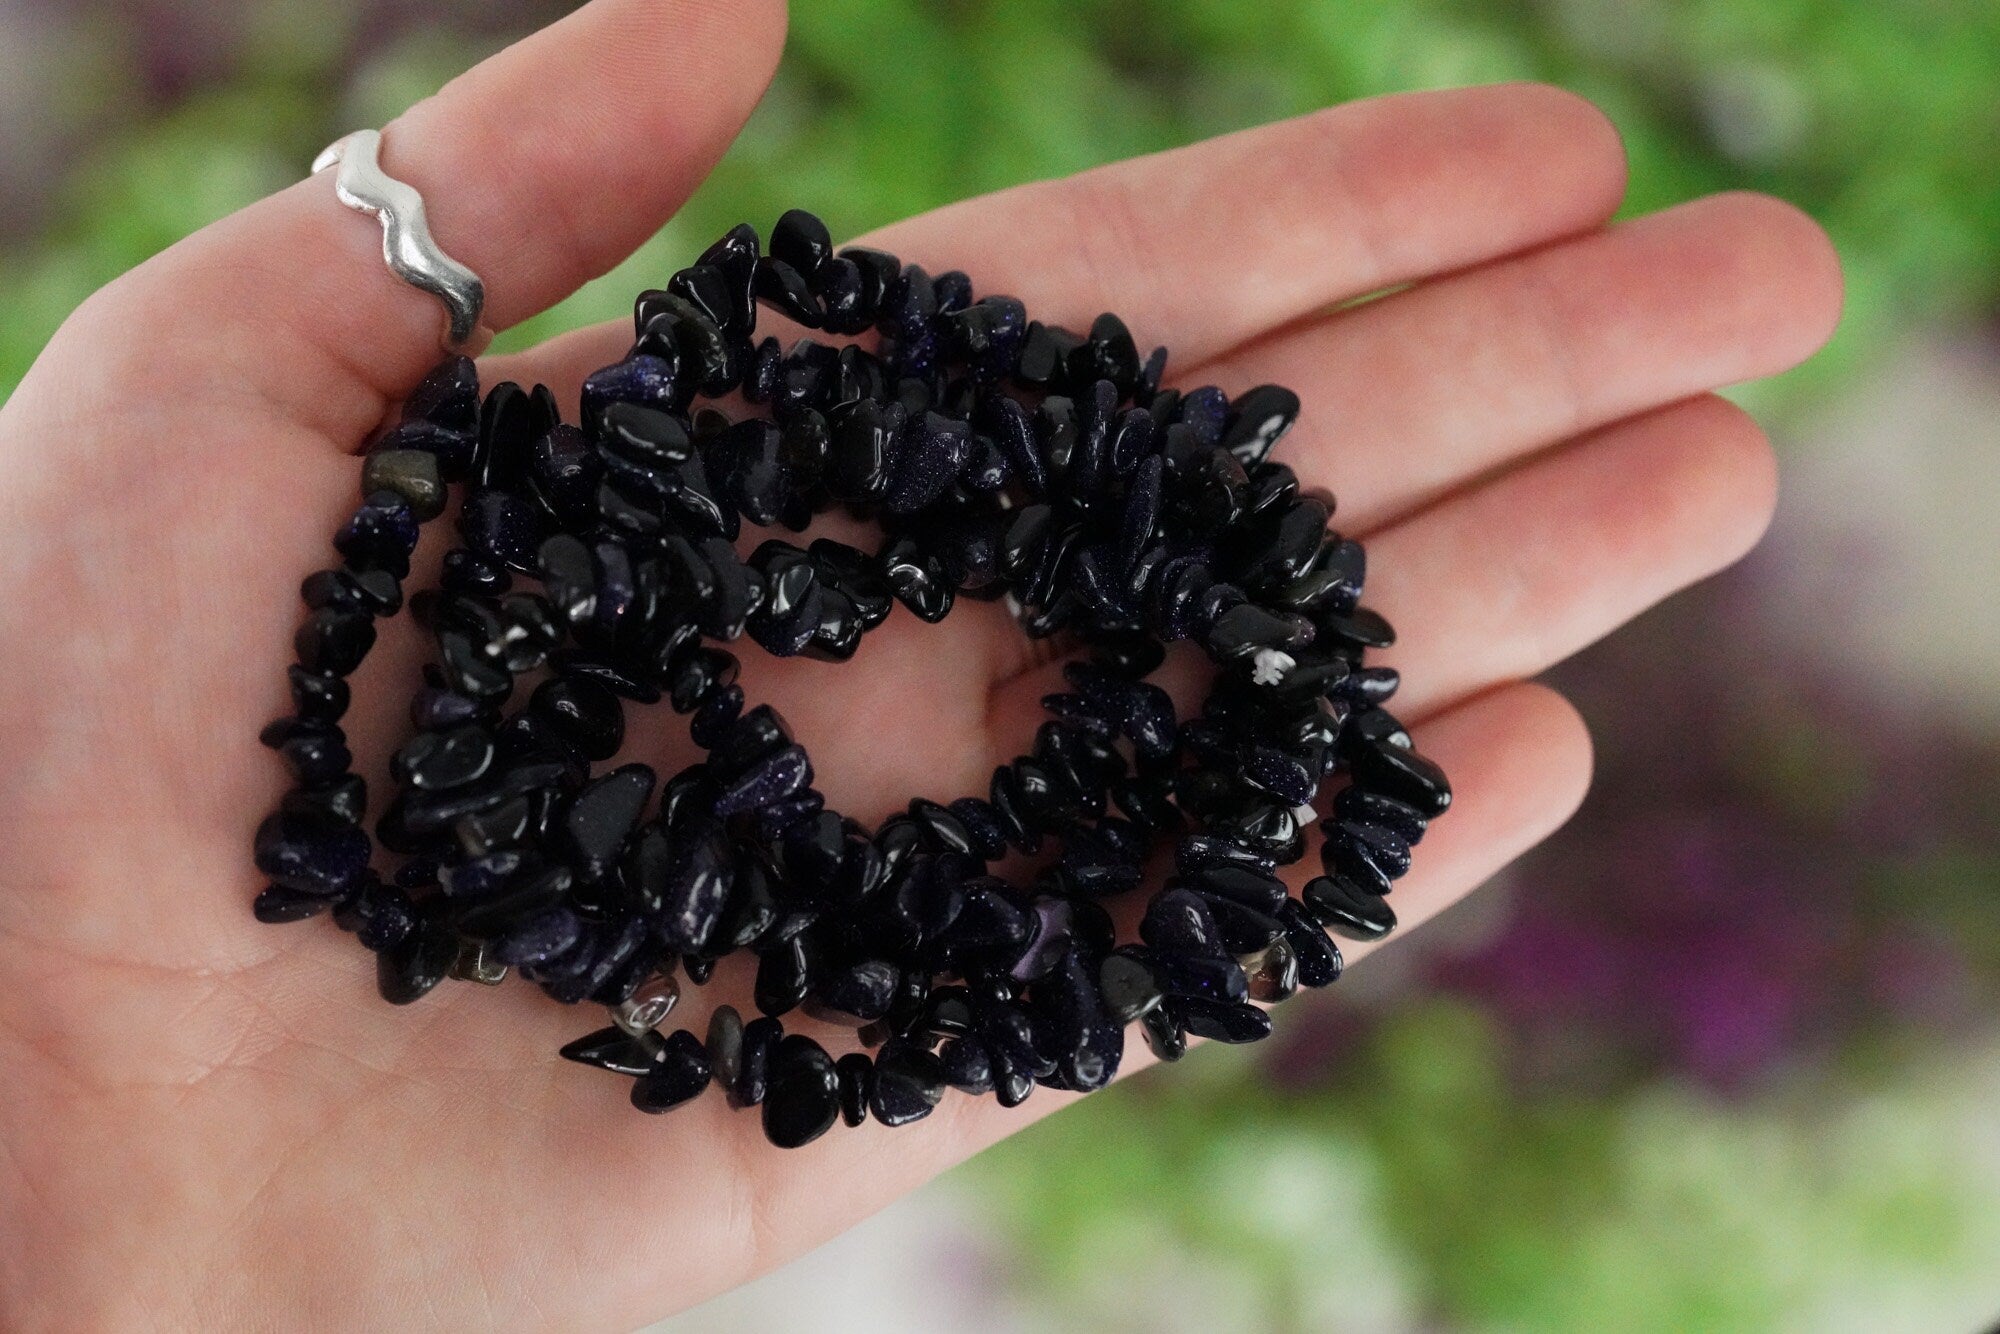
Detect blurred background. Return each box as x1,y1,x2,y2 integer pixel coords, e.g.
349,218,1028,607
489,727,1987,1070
3,0,1998,1328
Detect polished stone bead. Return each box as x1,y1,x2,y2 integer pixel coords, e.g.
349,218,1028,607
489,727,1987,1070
1322,817,1413,892
1153,950,1249,1005
671,834,744,952
439,549,509,599
752,255,820,327
763,1034,840,1148
1179,996,1272,1044
730,1016,782,1108
473,381,536,490
1302,873,1396,941
459,487,546,573
281,773,368,828
301,565,402,617
376,909,460,1005
1242,744,1318,806
255,810,369,897
937,1035,993,1095
817,256,870,335
285,665,349,724
253,883,331,924
403,355,480,432
827,399,901,501
1320,606,1397,652
452,860,573,941
1216,383,1301,468
1276,898,1343,988
869,1039,947,1127
669,262,742,335
629,1028,712,1113
805,959,899,1025
1239,938,1301,1003
690,683,746,747
294,608,375,678
945,798,1008,862
394,725,494,792
881,534,953,622
560,1024,664,1077
1069,312,1142,395
1016,320,1082,389
334,492,417,579
561,763,656,882
1205,603,1314,663
771,208,833,280
1036,949,1123,1091
755,933,814,1018
748,548,822,659
530,675,625,762
262,718,349,786
519,426,598,528
1334,786,1427,845
836,1052,875,1127
361,447,445,522
883,411,972,513
492,906,581,966
706,1003,746,1090
695,223,760,331
840,245,899,314
1140,1003,1187,1062
1348,738,1452,819
435,630,510,703
714,745,812,820
665,647,739,714
713,418,788,526
1098,949,1167,1023
378,420,477,488
1140,886,1226,958
1185,864,1287,916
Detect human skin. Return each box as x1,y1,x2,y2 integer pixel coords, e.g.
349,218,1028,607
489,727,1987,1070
0,0,1842,1327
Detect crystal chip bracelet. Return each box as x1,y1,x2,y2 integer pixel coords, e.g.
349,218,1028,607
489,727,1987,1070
251,208,1452,1149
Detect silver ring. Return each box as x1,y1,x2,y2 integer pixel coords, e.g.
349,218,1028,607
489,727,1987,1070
313,129,490,353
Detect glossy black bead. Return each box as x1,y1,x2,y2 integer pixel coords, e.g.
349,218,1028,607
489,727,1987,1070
560,1024,664,1077
403,355,480,433
254,810,369,897
771,208,833,281
1219,384,1301,468
361,447,445,522
1140,1003,1186,1062
286,665,349,723
376,908,459,1005
752,256,821,327
1139,887,1226,958
394,725,495,791
1347,737,1452,818
253,883,332,924
1098,949,1166,1023
836,1052,874,1127
880,535,953,623
294,608,375,678
459,487,545,573
631,1029,713,1113
1178,996,1272,1044
869,1038,947,1127
281,773,367,828
530,675,625,762
763,1034,840,1148
1302,873,1396,941
1277,898,1343,988
560,763,655,882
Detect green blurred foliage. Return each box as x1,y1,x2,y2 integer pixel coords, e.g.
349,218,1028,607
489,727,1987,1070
6,0,2000,420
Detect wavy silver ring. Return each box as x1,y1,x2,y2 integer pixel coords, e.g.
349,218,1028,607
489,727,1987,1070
313,129,490,353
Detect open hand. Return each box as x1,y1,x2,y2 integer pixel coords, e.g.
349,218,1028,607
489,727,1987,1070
0,0,1840,1326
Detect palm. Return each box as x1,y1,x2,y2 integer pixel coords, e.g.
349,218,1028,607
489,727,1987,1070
0,2,1839,1327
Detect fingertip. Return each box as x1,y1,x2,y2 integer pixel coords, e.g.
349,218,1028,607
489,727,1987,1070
1705,190,1846,372
1681,393,1781,567
1495,679,1595,835
1480,81,1630,218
